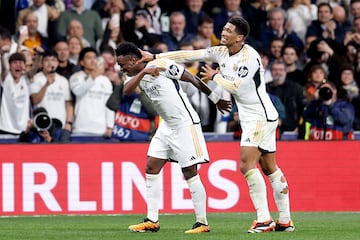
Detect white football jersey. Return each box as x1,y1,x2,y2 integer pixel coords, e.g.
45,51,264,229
125,58,200,128
158,45,279,122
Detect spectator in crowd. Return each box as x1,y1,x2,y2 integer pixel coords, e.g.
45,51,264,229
353,48,360,84
286,0,317,42
258,47,273,83
182,0,208,35
21,48,36,73
152,41,169,53
100,46,122,87
303,38,348,85
54,40,79,79
136,0,169,34
303,81,355,140
344,16,360,50
69,47,114,137
123,9,162,49
16,0,60,40
269,38,285,64
281,44,305,86
304,64,328,103
332,4,352,33
350,0,360,22
106,74,158,142
194,15,220,48
0,52,31,135
57,0,103,47
258,7,304,53
66,19,91,47
18,106,71,143
96,14,125,52
213,0,258,41
17,12,49,52
267,59,305,134
0,26,26,66
339,65,359,102
67,36,84,65
305,2,346,47
162,11,195,50
91,0,125,25
30,49,74,132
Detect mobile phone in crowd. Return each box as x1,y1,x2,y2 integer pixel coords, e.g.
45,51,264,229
19,25,28,35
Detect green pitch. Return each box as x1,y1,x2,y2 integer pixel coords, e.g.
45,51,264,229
1,212,359,240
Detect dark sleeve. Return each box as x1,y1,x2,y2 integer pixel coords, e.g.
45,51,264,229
106,84,123,111
59,129,72,143
18,131,30,142
99,21,112,52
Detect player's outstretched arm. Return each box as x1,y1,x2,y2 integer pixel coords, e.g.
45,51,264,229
181,70,232,114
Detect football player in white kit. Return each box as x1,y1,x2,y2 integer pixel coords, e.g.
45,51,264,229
138,16,295,233
115,42,232,234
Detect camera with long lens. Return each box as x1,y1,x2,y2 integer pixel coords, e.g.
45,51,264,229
318,86,333,101
33,112,52,131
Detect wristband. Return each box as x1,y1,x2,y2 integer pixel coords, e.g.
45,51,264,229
153,54,157,60
208,91,220,104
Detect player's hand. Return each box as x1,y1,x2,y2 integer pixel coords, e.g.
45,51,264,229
216,99,232,114
136,48,154,64
200,64,219,82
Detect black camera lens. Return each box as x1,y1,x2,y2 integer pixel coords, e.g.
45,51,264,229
319,86,333,101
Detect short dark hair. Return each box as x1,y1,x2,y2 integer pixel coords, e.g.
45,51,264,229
9,52,26,63
281,44,299,57
78,47,98,62
0,26,11,40
42,49,58,59
115,42,142,59
228,16,250,38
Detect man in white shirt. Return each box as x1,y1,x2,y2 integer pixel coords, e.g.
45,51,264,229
30,49,73,132
0,52,31,135
69,47,114,136
139,16,295,233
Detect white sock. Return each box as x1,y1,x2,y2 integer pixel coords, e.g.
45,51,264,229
146,173,161,222
268,168,291,223
187,174,208,225
245,168,271,222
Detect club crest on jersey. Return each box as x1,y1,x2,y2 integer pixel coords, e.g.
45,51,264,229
237,66,249,78
168,64,180,77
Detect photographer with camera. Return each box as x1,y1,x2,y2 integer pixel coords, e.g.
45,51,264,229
302,81,355,140
18,107,70,143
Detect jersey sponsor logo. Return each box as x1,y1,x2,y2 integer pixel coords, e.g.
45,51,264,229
168,64,180,78
237,66,249,78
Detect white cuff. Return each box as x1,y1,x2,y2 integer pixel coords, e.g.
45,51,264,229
208,91,220,104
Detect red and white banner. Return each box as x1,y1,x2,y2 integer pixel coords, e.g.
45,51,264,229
1,141,359,215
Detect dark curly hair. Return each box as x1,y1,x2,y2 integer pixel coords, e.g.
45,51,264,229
115,42,142,59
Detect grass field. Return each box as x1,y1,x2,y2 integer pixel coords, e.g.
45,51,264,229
1,212,359,240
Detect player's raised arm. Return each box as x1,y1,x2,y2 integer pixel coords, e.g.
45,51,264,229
123,66,164,96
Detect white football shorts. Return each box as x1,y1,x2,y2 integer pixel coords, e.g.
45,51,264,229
240,120,278,153
147,122,210,168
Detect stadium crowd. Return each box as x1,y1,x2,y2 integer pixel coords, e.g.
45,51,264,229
0,0,359,142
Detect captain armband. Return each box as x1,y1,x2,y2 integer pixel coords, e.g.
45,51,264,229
208,91,221,104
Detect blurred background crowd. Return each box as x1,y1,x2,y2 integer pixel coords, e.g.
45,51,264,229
0,0,359,143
